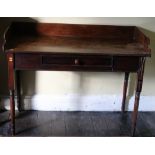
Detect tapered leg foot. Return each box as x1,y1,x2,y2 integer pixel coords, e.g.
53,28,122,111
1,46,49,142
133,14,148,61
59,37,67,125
10,90,15,136
131,127,136,137
131,93,140,136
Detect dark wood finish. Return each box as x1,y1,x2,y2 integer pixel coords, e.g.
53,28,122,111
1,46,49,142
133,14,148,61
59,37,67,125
15,53,113,71
5,22,151,56
3,22,151,136
134,27,151,53
132,57,146,136
121,72,129,112
4,22,135,39
14,53,141,72
15,70,22,111
7,53,15,135
113,57,140,72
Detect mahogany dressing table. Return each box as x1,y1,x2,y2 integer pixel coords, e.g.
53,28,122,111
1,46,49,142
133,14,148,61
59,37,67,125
3,22,151,136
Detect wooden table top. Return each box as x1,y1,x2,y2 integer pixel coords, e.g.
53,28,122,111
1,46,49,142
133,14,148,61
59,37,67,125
4,22,151,57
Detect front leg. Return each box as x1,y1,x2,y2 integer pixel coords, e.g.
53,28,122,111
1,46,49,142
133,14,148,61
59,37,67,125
132,57,145,136
7,53,15,136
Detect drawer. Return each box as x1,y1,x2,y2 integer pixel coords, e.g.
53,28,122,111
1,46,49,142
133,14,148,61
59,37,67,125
41,55,113,71
113,56,140,72
15,53,113,71
42,55,112,67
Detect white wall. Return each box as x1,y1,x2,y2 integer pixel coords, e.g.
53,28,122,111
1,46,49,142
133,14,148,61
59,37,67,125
0,17,155,111
34,17,155,31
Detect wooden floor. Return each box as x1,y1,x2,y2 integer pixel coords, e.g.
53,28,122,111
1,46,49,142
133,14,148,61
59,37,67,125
0,110,155,137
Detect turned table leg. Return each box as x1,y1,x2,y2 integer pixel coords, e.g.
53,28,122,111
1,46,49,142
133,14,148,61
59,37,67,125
7,53,15,136
121,72,129,112
16,70,22,111
132,57,145,136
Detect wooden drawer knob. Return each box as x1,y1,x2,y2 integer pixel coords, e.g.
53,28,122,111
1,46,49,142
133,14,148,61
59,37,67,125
74,59,79,65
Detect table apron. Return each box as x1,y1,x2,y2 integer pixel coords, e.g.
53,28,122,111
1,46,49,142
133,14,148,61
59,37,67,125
14,53,140,72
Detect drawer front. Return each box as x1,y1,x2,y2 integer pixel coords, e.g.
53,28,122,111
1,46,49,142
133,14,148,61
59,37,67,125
42,55,112,66
113,56,140,72
15,53,113,71
41,55,113,71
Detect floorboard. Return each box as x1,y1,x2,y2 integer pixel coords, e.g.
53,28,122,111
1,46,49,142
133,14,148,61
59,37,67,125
0,111,155,137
